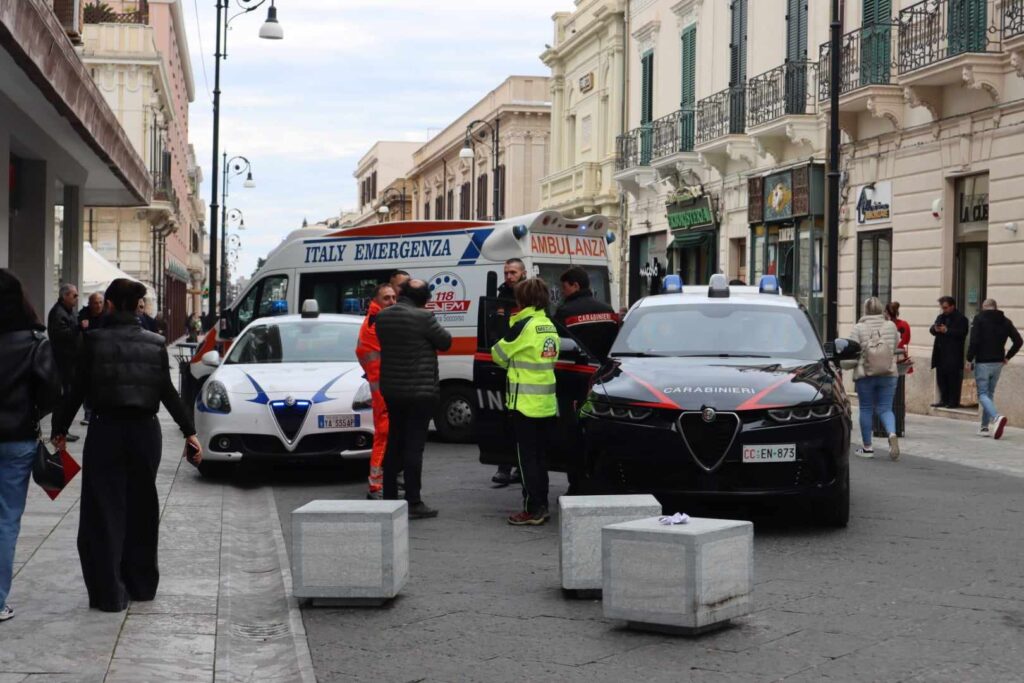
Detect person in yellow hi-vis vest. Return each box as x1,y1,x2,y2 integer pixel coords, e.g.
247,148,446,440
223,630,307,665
491,278,560,526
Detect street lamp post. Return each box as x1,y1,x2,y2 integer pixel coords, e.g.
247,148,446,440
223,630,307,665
222,208,245,302
220,155,253,313
376,186,407,222
458,118,501,220
826,0,842,341
207,0,282,324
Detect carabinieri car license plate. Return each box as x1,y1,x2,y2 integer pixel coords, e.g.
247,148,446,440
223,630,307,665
318,414,360,429
742,444,796,463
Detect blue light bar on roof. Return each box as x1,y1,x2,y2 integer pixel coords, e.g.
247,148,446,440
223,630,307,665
662,274,682,293
758,275,780,294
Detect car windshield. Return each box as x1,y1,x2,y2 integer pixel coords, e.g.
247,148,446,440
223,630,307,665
611,303,824,361
225,320,359,364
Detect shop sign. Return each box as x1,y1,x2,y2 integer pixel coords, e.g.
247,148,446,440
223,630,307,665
764,171,794,222
855,181,892,225
667,196,714,230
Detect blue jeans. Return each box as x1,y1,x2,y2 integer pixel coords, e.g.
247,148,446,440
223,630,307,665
975,362,1004,427
0,440,36,608
856,376,898,445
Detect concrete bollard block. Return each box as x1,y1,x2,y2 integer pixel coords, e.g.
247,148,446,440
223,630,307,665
602,517,753,635
559,495,662,596
291,500,408,606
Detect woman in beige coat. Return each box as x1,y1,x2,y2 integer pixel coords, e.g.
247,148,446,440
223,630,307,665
846,297,901,459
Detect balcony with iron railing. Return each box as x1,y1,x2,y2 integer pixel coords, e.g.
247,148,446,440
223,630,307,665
83,0,149,25
818,23,904,136
744,61,821,155
650,109,695,161
1002,0,1024,51
614,125,650,172
819,24,898,100
695,86,746,147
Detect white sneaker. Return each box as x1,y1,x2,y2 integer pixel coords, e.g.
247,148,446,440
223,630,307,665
0,604,14,622
855,447,875,459
978,426,991,437
888,434,900,461
993,415,1008,441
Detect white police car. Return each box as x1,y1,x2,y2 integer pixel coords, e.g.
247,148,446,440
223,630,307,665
194,301,374,477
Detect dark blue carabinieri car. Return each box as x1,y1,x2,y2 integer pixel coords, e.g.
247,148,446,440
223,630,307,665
581,275,860,527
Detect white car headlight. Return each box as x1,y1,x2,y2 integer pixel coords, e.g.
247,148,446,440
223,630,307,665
204,380,231,413
352,382,372,410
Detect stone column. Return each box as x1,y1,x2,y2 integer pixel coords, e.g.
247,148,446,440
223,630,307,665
551,76,566,175
62,184,84,290
9,159,57,316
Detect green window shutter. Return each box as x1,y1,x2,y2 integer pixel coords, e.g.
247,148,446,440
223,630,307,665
947,0,987,54
641,51,654,124
730,0,747,86
786,0,807,63
861,0,892,86
680,26,696,108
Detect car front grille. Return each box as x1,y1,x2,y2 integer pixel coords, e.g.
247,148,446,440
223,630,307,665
270,400,311,442
677,411,741,472
237,432,372,456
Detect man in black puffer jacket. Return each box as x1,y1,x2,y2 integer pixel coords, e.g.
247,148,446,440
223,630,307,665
967,299,1022,439
376,279,452,518
51,279,201,613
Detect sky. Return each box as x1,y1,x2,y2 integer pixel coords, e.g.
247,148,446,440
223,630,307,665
183,0,575,278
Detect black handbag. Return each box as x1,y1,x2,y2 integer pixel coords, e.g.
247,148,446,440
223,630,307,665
32,439,67,491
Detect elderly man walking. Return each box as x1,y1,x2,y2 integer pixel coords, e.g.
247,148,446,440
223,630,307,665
47,284,82,442
968,299,1022,440
356,283,397,499
376,279,451,519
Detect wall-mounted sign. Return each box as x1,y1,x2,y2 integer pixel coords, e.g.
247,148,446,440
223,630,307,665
666,195,714,231
764,171,794,222
855,181,893,225
579,72,594,93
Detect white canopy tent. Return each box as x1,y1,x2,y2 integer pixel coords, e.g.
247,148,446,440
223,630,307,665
81,242,156,311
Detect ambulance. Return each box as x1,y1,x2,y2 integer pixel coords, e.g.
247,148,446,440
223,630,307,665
188,211,615,442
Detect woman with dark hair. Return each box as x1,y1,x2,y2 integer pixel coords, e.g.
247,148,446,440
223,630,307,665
51,278,201,612
491,278,560,526
886,301,911,357
0,269,60,623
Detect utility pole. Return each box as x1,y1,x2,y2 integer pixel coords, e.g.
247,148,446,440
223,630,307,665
826,0,842,341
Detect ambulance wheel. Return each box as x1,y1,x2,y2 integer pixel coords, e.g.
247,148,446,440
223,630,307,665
436,385,476,443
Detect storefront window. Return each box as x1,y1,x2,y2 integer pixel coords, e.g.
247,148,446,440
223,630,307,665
750,226,765,282
857,230,892,316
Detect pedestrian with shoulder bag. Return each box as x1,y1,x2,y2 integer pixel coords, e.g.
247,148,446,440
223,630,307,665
0,270,61,623
844,297,901,460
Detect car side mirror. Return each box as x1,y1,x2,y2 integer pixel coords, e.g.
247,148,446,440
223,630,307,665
825,339,860,362
559,338,589,365
201,350,222,367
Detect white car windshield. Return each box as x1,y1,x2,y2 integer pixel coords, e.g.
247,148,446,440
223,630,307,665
611,304,824,361
225,321,360,364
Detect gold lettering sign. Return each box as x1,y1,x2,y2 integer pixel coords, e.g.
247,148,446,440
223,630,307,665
579,72,594,93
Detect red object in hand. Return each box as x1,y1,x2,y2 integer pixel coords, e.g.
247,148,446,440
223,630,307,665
41,449,81,501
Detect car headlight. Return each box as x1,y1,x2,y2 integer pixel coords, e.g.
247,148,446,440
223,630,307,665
768,403,838,423
204,380,231,413
352,382,372,411
581,398,652,422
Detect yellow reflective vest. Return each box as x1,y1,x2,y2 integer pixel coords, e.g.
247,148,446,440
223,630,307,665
491,306,559,418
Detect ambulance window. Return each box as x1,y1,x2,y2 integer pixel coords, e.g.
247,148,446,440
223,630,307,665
299,271,392,315
533,264,612,307
237,274,289,329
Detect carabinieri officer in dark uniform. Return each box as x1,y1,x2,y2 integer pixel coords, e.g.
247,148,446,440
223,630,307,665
51,279,201,612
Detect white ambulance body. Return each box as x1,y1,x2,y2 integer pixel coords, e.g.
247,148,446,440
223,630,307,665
193,211,614,441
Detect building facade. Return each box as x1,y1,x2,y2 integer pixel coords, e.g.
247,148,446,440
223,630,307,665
80,0,204,336
615,0,1024,424
1,0,150,315
407,76,551,225
351,141,422,227
540,0,628,306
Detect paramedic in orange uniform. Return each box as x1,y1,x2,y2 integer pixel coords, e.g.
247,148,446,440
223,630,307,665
357,283,397,499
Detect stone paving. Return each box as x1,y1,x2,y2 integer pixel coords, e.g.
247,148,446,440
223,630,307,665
4,408,1022,682
0,409,314,683
271,414,1024,682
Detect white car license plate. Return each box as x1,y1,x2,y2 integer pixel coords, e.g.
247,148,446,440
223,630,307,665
742,444,796,463
318,414,360,429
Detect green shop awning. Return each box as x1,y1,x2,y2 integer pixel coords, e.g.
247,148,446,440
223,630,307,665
669,230,712,249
